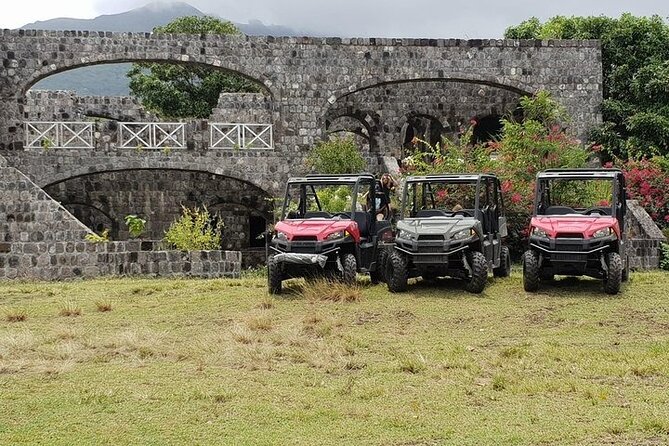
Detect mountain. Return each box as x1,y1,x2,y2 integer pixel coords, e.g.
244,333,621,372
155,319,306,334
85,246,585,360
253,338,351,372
24,2,304,95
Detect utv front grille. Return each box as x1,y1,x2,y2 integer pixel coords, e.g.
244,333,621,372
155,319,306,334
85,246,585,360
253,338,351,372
293,236,318,241
418,246,445,253
418,235,444,241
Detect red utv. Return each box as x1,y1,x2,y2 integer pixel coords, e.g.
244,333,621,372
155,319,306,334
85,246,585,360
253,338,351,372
522,169,629,295
267,174,393,294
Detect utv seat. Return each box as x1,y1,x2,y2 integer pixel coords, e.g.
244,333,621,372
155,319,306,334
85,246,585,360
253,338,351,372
353,211,372,239
545,206,576,215
416,209,448,218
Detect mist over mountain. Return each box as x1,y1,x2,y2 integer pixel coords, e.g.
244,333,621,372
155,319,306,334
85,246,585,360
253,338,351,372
25,2,304,95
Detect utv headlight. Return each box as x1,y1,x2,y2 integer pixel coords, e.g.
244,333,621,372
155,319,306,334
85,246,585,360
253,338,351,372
452,228,475,240
593,227,614,238
325,231,345,241
275,231,288,241
532,227,549,238
398,229,416,240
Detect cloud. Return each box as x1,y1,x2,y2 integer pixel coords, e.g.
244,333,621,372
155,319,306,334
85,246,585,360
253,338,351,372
90,0,669,38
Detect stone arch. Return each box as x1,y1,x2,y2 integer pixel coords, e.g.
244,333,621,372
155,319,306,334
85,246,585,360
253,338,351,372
325,112,379,150
39,162,278,196
21,58,276,100
328,76,534,104
44,168,274,261
322,78,528,158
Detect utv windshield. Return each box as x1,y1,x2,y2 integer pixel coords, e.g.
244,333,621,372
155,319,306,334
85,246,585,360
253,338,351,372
404,179,479,218
282,182,369,219
536,178,615,216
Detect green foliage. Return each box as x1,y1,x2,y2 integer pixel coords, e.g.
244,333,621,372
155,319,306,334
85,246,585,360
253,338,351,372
402,91,587,255
660,243,669,271
85,229,110,244
306,137,366,174
505,14,669,159
164,206,223,251
127,16,260,118
124,215,147,238
314,186,354,213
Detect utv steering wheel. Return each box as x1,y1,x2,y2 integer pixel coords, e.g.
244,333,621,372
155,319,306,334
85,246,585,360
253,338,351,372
454,210,473,217
332,212,350,219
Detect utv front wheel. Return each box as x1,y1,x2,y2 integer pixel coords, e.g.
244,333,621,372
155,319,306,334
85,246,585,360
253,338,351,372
464,251,487,294
342,253,357,285
386,251,408,293
267,257,283,295
604,252,623,295
522,250,540,292
493,246,512,278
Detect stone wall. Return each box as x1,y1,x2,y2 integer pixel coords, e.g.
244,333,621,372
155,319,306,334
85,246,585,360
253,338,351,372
627,200,667,269
24,90,157,122
1,31,604,191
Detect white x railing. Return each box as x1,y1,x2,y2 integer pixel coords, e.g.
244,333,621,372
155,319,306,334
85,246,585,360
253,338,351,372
210,123,273,150
119,122,186,150
25,121,94,149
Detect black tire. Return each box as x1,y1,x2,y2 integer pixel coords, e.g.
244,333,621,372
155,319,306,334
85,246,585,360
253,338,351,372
464,250,488,294
341,253,357,285
493,246,511,278
604,252,623,295
522,250,540,292
267,257,282,295
370,247,389,284
386,250,409,293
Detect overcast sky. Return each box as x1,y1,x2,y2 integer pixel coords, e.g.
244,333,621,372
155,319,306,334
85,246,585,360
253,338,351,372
2,0,669,37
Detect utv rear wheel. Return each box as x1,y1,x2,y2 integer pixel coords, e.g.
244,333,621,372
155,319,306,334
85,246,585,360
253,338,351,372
386,251,408,293
370,248,389,284
267,257,282,295
493,246,512,278
464,251,487,294
522,250,540,292
342,253,357,285
604,252,623,295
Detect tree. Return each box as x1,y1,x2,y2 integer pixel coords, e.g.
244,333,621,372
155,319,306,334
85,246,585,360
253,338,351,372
306,137,367,174
505,14,669,159
127,16,260,119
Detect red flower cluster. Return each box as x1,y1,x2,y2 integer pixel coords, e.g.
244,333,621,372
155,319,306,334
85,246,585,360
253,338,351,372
621,159,669,228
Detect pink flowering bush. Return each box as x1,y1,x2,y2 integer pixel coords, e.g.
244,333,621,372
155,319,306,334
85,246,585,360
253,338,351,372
616,158,669,228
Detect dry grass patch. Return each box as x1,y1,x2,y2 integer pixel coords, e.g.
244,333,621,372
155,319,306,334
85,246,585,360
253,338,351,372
4,308,27,322
59,301,82,317
299,279,362,302
95,300,113,312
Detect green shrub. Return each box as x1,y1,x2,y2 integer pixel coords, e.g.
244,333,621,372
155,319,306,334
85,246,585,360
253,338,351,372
660,243,669,271
124,215,147,238
164,206,223,251
307,137,366,174
85,229,110,244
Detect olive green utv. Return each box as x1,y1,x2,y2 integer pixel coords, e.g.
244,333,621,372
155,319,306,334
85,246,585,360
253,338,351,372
385,174,511,294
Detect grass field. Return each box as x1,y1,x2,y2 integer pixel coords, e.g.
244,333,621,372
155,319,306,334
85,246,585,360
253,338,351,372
1,271,669,445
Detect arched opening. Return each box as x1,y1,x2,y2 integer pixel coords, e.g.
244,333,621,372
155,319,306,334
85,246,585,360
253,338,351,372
323,79,529,157
472,115,504,144
43,168,273,265
24,60,272,125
